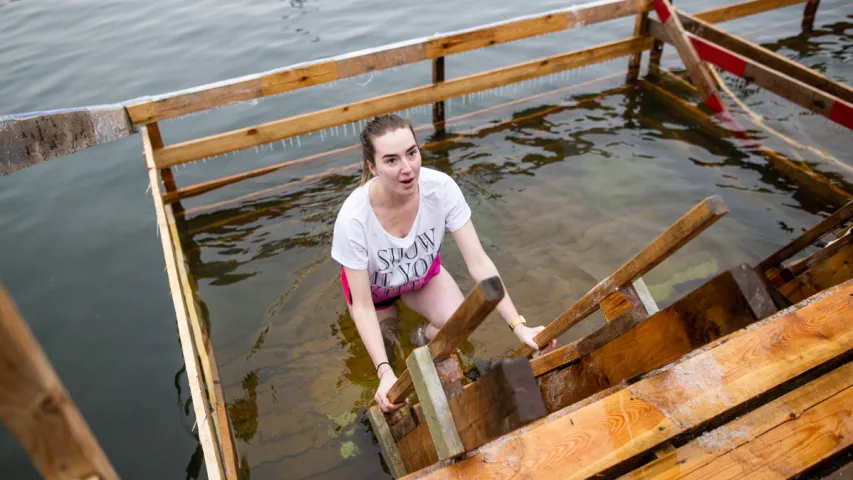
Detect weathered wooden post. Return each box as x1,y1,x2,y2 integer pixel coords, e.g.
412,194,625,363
432,57,446,135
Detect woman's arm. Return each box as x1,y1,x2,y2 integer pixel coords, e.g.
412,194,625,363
451,220,556,352
344,266,405,412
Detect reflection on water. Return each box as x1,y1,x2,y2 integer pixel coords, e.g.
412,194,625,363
164,17,853,480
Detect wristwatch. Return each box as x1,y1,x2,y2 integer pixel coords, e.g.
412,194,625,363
508,315,527,331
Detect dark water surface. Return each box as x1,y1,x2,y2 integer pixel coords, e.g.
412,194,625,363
1,0,852,478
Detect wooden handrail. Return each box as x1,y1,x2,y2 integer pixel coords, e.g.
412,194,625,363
0,284,119,480
512,195,729,358
152,36,653,168
124,0,650,125
387,277,504,404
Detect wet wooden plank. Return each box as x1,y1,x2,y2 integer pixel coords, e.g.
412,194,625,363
0,284,119,480
647,20,853,130
153,36,654,168
537,263,778,413
513,196,728,358
406,347,464,461
123,0,649,125
397,422,438,474
679,11,853,105
621,360,853,480
788,231,853,278
651,0,724,111
410,279,853,480
142,127,226,480
531,279,657,378
368,405,408,478
692,0,806,24
758,200,853,274
0,105,134,175
678,379,853,479
388,277,504,404
780,239,853,304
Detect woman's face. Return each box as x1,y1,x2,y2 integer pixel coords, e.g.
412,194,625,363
369,127,421,197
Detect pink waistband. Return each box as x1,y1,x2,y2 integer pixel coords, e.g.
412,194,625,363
341,253,442,307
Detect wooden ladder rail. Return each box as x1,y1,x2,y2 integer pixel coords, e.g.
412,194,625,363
511,195,729,358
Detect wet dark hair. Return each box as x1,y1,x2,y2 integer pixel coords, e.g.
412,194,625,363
359,114,418,185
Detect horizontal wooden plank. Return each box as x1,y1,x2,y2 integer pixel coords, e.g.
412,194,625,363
0,105,134,175
780,238,853,304
758,200,853,273
621,360,853,480
123,0,650,125
153,36,654,168
410,279,853,479
514,195,728,357
692,0,807,24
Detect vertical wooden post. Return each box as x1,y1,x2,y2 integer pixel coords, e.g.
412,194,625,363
0,283,119,480
367,405,407,478
802,0,820,33
648,0,670,78
432,57,446,136
148,122,185,217
406,346,464,460
626,11,651,83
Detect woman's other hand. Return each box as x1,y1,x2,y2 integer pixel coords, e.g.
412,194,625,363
514,325,557,355
376,366,406,413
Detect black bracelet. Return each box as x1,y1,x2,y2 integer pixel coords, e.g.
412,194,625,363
376,361,391,374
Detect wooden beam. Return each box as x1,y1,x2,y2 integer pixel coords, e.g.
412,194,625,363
802,0,821,33
692,0,807,25
678,11,853,105
626,10,651,83
532,279,658,378
537,263,779,413
788,230,853,278
651,0,728,114
622,360,853,480
0,105,134,175
397,421,438,474
406,347,464,460
152,36,654,168
164,207,240,478
410,279,853,480
142,126,226,480
367,405,408,478
0,284,119,480
432,56,446,134
758,200,853,273
513,195,728,358
647,20,853,131
123,0,650,125
780,238,853,304
639,76,853,208
387,277,504,404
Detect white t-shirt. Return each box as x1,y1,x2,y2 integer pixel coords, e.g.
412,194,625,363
331,167,471,302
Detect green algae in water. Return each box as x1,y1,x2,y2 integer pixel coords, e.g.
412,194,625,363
647,258,720,301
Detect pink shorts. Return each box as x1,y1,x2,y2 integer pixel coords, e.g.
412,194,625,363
341,254,442,310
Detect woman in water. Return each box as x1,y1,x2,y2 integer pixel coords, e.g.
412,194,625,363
331,114,555,412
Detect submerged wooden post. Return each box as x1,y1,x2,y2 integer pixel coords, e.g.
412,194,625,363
432,57,446,135
647,0,671,76
0,284,119,480
626,10,651,83
802,0,820,33
367,405,407,478
512,195,728,358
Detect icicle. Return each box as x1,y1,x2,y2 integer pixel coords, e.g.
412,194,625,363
297,136,301,147
289,137,294,147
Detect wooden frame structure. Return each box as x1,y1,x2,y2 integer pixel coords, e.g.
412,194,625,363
3,0,853,478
